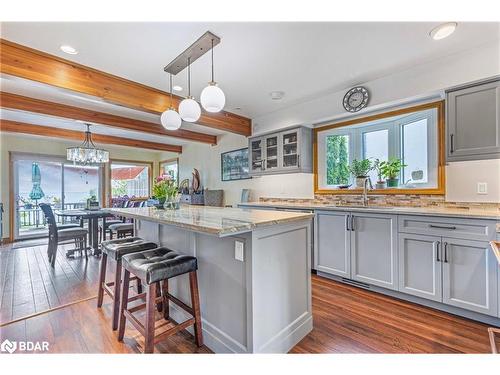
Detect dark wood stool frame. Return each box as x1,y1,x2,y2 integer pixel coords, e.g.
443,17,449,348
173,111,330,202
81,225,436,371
97,252,144,330
118,268,203,353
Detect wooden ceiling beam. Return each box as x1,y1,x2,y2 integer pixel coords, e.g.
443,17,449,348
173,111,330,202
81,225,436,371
0,92,217,145
0,38,252,136
0,119,182,153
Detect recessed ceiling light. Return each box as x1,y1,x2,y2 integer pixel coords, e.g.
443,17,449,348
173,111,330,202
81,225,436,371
172,85,183,92
60,45,78,55
270,91,285,100
429,22,457,40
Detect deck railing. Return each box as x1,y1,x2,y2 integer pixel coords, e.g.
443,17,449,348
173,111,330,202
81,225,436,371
18,202,86,230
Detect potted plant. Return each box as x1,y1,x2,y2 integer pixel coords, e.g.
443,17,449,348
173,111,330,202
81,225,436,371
153,175,179,209
348,159,373,188
380,157,407,188
373,159,386,189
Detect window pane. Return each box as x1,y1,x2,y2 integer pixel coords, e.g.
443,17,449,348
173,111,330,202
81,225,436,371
402,119,428,184
326,134,350,185
111,163,149,198
161,160,178,185
363,129,388,183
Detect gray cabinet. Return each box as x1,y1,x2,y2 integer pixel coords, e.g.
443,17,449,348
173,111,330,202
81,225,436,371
249,126,312,176
398,233,442,302
350,213,398,290
446,77,500,161
314,211,350,277
442,237,498,316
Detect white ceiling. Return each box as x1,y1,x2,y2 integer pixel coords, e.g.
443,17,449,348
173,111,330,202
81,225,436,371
1,22,499,120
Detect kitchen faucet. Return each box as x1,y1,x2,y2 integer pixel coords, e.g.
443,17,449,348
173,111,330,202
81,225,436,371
362,177,373,207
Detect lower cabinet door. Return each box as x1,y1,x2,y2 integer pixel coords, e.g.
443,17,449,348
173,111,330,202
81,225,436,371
398,233,442,302
442,237,498,316
350,213,398,290
314,211,350,278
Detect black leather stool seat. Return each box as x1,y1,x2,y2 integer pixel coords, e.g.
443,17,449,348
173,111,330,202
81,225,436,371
109,222,134,231
122,247,197,285
101,237,157,261
102,219,122,228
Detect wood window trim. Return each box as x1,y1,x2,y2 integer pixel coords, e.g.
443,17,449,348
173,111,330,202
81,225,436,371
108,159,154,206
313,100,445,195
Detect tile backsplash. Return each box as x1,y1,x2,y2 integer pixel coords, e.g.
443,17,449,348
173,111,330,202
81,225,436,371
259,194,500,210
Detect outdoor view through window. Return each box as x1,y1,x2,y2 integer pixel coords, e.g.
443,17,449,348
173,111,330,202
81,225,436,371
317,105,439,191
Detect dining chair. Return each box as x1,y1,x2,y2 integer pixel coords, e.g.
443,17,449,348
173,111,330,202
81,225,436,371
39,203,89,267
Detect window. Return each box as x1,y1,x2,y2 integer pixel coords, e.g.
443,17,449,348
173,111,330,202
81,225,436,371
159,158,179,185
315,101,443,194
326,134,350,185
110,161,151,199
362,129,389,184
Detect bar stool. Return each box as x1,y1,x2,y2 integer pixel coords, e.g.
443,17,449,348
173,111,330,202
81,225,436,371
109,222,134,239
118,247,203,353
97,237,158,330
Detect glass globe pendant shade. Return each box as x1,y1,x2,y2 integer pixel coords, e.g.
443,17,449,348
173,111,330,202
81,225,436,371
201,83,225,113
160,108,182,130
178,97,201,122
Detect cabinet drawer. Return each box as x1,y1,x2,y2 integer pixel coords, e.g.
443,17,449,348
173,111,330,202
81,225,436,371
398,215,496,241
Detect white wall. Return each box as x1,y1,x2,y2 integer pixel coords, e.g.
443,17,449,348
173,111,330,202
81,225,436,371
0,132,164,239
446,159,500,203
160,133,314,206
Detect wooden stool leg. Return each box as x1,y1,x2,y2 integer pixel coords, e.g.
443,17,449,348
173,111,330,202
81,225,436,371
97,253,108,308
161,280,169,320
489,328,499,354
112,259,122,330
136,279,143,294
117,269,130,341
189,271,203,347
155,282,162,312
144,283,156,354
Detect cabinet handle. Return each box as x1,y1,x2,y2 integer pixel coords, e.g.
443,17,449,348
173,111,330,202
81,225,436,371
450,134,454,153
443,242,448,263
429,224,456,230
435,241,441,262
345,215,350,231
297,154,300,168
350,215,355,231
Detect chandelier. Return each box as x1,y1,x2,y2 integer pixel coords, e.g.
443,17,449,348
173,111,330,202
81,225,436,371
66,124,109,165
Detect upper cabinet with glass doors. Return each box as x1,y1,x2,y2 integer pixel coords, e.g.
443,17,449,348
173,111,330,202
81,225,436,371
248,126,312,176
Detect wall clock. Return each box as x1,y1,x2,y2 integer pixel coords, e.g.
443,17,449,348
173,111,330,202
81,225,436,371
343,86,369,113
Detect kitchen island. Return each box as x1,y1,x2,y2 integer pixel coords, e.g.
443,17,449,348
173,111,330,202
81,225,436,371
106,206,314,353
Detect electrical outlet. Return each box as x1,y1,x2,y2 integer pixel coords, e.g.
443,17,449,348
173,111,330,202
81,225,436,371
477,182,488,195
234,241,244,262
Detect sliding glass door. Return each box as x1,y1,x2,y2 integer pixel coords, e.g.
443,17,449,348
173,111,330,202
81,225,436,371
12,153,103,240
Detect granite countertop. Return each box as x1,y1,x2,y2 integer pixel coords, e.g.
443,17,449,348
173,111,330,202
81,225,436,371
238,202,500,221
106,206,313,237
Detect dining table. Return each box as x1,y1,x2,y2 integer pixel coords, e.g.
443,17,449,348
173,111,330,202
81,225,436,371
55,209,114,257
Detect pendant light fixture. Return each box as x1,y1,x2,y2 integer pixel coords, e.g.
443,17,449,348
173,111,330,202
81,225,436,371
178,57,201,123
200,38,225,113
160,73,182,130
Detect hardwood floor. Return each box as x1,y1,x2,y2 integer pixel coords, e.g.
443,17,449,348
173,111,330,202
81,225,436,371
0,242,494,353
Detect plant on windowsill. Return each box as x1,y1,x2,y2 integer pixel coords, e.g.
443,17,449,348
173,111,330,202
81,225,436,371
380,158,407,188
373,159,386,189
348,159,373,188
152,175,179,209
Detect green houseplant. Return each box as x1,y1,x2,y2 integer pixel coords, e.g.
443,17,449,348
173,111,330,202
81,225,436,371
152,175,179,209
373,159,386,189
348,159,373,188
380,158,407,188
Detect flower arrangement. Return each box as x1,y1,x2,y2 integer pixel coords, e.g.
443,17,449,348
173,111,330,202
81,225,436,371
152,175,178,208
